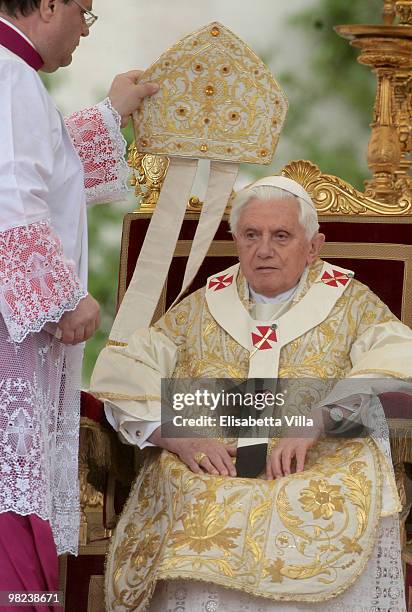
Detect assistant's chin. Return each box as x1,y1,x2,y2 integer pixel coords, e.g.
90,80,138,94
41,55,72,72
40,63,59,73
55,52,74,69
61,54,74,67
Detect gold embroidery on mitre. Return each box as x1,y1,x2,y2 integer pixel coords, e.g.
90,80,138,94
133,22,288,164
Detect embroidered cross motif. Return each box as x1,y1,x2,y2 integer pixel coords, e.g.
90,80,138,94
251,325,278,351
320,270,353,287
28,252,52,298
208,274,234,291
6,408,33,457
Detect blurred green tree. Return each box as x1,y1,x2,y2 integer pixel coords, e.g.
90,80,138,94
272,0,382,189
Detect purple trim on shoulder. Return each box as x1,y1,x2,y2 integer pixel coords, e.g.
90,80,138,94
0,20,43,71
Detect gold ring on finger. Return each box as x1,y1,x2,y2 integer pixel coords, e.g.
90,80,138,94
194,452,207,464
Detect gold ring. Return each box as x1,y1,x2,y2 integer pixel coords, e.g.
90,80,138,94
194,452,207,464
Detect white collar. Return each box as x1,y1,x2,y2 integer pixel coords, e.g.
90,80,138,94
249,282,299,304
0,17,37,50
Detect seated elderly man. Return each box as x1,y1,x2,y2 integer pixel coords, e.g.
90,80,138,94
91,176,412,611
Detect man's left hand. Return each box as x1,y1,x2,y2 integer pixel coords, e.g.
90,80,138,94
108,70,159,128
266,427,322,480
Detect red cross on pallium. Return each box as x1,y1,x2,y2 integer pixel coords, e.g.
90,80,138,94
251,326,277,350
208,274,234,291
321,270,351,287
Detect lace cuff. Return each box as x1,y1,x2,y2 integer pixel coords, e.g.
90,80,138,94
0,220,87,343
65,99,129,205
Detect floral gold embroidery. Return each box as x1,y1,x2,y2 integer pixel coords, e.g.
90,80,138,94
265,558,285,583
340,536,363,555
299,479,345,520
131,533,161,567
176,312,188,325
170,488,242,553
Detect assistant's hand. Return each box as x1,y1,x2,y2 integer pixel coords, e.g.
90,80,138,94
108,70,159,128
149,427,237,476
57,294,100,345
266,427,322,480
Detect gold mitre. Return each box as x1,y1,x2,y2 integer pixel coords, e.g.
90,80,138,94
108,23,288,343
133,22,288,165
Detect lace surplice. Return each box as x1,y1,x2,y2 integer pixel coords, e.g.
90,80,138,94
65,97,129,205
0,91,128,554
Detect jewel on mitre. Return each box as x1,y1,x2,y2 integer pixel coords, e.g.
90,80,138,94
251,325,278,350
320,270,353,287
208,274,234,291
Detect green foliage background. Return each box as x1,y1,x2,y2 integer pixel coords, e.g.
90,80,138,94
273,0,382,190
79,0,382,384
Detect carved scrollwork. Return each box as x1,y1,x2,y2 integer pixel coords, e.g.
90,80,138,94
127,142,234,214
128,144,170,212
78,455,104,546
128,150,412,216
396,0,412,25
394,74,412,153
383,0,396,25
282,160,412,215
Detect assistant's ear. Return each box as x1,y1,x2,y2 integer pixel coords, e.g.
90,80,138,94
39,0,56,22
306,232,325,265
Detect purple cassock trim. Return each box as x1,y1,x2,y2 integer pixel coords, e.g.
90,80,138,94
0,512,58,593
0,19,43,70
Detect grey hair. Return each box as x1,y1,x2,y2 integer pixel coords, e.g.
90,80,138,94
229,185,320,240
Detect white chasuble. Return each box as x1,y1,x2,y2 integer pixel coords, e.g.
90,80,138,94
91,258,412,610
0,41,129,554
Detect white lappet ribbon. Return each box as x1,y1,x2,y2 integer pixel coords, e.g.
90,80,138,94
110,158,238,344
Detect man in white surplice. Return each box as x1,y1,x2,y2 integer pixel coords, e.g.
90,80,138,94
0,0,159,594
91,177,412,611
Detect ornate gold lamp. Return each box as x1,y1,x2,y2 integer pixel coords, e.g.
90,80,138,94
336,0,412,210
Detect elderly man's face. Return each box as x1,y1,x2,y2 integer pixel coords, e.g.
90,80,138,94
234,197,324,297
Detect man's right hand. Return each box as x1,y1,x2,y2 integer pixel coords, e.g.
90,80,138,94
57,294,100,345
108,70,159,128
149,427,237,477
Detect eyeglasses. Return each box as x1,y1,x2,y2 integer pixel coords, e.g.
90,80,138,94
72,0,98,28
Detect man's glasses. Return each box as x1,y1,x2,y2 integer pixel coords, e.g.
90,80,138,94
72,0,98,28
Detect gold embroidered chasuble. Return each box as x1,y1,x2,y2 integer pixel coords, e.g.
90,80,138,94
91,259,412,610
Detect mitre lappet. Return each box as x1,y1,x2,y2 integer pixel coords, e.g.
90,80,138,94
108,22,288,344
